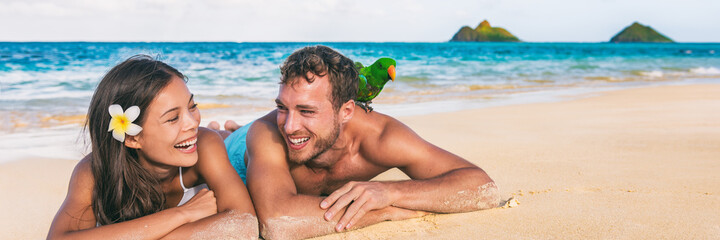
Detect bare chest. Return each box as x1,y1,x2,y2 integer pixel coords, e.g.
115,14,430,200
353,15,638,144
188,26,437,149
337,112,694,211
291,156,388,196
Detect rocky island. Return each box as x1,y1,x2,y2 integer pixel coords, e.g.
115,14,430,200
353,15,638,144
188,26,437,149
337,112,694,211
450,20,520,42
610,22,674,43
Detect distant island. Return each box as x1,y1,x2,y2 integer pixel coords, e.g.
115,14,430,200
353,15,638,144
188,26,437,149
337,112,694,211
450,20,520,42
610,22,674,43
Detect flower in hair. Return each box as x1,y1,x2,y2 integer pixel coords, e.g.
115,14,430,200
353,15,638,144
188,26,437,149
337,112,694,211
108,104,143,142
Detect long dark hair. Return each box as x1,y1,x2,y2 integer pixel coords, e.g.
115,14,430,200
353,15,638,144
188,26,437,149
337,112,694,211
85,55,185,225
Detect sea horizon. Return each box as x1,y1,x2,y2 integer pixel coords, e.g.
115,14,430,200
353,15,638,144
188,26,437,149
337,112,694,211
2,41,720,43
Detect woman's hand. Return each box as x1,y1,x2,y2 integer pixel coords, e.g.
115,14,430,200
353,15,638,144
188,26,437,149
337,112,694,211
178,189,218,223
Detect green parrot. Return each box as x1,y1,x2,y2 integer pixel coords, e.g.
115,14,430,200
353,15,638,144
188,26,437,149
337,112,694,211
355,58,396,112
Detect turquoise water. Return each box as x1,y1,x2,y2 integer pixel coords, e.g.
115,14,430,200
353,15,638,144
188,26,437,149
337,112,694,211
1,42,720,132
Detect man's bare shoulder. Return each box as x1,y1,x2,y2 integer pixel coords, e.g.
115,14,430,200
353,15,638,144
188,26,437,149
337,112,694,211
351,109,417,157
246,110,287,161
256,110,278,125
247,110,280,138
351,109,411,143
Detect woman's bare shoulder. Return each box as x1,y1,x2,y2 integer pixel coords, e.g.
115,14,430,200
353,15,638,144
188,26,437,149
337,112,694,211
71,155,95,187
195,127,230,169
197,127,223,144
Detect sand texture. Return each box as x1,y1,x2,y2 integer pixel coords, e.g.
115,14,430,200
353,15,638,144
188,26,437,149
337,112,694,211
2,84,719,239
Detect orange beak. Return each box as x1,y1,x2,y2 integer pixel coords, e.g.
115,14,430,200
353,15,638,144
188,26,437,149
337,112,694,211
387,65,396,81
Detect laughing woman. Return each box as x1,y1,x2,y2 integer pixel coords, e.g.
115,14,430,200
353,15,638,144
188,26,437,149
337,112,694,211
47,55,258,239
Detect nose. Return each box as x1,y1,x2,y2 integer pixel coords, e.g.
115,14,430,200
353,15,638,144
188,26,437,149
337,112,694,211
182,110,199,132
283,111,301,135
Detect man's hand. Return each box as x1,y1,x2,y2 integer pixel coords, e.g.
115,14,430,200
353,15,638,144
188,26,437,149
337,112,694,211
320,181,397,232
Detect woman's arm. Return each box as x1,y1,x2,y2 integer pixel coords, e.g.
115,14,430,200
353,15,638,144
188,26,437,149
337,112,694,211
160,128,259,239
47,156,218,240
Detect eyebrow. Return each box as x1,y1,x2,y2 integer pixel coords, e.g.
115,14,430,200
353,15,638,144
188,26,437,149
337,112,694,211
274,99,318,110
160,94,194,118
296,104,318,110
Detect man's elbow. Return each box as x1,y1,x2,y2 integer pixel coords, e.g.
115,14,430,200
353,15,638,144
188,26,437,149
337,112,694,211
259,221,291,240
259,215,334,240
255,206,302,240
443,179,502,212
234,213,260,240
466,168,500,210
472,181,501,210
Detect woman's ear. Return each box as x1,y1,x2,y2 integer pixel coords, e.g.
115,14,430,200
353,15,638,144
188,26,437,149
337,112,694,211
124,135,142,149
340,100,355,123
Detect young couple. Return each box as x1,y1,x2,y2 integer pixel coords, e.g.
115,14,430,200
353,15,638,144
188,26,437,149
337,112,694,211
48,46,500,240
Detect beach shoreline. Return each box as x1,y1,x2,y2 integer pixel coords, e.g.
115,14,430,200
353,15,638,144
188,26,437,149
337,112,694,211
3,77,717,164
2,83,719,239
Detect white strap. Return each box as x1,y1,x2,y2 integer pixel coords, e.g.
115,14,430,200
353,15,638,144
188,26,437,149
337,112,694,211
178,167,188,191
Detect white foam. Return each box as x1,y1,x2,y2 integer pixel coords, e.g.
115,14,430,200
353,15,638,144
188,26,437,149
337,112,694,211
0,68,103,84
0,69,101,101
639,70,664,78
689,67,720,75
0,126,88,163
189,81,278,99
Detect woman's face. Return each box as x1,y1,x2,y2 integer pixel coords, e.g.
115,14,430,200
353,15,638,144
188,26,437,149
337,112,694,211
134,76,201,168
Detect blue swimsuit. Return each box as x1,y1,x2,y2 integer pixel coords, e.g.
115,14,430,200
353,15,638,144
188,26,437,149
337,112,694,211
223,121,254,184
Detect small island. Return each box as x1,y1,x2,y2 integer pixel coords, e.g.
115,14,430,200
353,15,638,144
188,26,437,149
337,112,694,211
610,22,674,43
450,20,520,42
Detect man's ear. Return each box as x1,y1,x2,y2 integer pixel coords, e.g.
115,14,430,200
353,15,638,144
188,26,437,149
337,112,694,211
340,100,355,123
124,135,142,149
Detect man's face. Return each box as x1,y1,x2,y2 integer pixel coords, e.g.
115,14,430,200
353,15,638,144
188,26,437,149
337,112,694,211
275,74,341,165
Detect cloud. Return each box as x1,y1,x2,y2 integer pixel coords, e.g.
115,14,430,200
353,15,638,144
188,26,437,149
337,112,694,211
0,1,79,17
0,0,718,42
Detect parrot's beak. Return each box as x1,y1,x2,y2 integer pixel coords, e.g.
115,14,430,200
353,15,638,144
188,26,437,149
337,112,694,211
388,65,396,81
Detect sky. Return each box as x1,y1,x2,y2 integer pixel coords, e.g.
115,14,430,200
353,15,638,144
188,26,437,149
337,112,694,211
0,0,718,42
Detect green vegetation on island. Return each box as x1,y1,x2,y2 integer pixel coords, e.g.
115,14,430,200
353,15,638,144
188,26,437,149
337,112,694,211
610,22,674,43
450,20,520,42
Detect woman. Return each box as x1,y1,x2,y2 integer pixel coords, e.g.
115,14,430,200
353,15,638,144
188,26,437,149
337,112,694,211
47,55,258,239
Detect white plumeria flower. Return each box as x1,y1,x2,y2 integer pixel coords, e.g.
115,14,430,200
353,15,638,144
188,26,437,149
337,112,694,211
107,104,143,142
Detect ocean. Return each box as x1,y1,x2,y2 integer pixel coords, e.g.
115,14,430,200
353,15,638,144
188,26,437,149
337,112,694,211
1,42,719,161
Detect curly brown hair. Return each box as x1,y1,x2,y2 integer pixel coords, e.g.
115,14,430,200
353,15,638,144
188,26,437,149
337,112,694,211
279,45,358,111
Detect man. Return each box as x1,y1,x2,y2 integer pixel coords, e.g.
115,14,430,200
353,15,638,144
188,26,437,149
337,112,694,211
220,45,500,239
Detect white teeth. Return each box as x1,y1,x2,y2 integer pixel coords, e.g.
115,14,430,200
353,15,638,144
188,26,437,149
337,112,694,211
289,137,309,145
174,138,197,148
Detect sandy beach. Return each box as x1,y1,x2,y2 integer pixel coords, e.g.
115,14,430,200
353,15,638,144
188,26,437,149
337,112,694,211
2,83,719,239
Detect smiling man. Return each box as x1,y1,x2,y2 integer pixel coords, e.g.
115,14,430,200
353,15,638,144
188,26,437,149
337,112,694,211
222,45,500,239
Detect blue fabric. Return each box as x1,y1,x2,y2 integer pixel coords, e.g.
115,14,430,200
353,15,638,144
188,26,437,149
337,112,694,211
224,121,254,184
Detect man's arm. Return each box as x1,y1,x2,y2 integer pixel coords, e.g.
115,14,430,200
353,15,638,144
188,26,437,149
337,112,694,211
246,119,423,240
321,114,501,231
